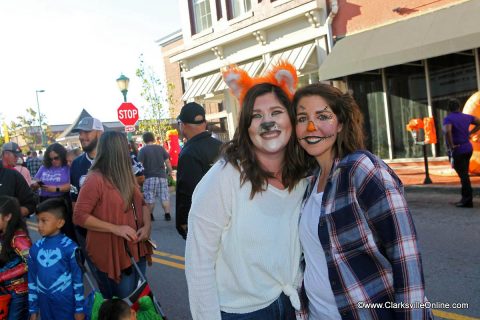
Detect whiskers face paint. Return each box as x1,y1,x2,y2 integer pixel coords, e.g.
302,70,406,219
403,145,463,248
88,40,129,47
248,93,292,155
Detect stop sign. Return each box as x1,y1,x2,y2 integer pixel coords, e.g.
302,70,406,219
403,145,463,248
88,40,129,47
117,102,139,126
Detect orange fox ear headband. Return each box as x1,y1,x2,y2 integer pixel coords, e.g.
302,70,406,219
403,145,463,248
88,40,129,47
222,60,298,106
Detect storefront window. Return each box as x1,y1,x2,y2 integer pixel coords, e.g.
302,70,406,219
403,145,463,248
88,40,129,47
348,73,389,159
428,51,477,156
386,64,429,158
298,72,320,87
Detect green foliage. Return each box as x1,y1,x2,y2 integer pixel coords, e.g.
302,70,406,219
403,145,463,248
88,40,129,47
136,54,175,142
9,107,49,149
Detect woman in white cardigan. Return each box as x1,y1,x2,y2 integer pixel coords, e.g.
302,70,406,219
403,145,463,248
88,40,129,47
185,63,309,320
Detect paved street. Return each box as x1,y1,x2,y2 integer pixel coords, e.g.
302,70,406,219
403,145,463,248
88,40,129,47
28,188,479,319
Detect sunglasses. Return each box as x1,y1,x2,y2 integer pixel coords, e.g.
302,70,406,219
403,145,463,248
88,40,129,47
50,156,60,161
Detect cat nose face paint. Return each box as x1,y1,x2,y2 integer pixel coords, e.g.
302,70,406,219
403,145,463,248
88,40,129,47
307,121,316,132
260,121,277,132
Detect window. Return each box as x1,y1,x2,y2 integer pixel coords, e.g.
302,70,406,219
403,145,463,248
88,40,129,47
348,73,390,159
227,0,252,19
428,51,477,157
189,0,212,34
215,0,222,20
386,64,429,159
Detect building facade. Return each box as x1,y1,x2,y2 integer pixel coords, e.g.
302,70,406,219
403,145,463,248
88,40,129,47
320,0,480,160
157,31,186,119
163,0,331,141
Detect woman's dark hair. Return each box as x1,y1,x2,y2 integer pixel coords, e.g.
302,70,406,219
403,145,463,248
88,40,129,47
293,83,365,159
142,132,155,144
98,298,130,320
43,143,68,168
222,83,308,199
0,196,28,267
447,98,462,112
36,197,67,220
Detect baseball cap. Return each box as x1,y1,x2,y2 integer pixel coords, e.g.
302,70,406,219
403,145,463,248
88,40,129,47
71,117,104,133
2,142,22,156
177,102,206,124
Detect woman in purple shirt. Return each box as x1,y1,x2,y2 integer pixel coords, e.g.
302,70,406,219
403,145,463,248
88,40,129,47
443,98,480,208
32,143,76,241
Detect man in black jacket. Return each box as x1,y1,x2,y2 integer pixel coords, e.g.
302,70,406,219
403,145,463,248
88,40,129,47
0,161,36,216
175,102,222,239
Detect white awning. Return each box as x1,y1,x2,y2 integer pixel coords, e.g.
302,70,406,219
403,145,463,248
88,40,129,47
215,59,264,92
319,0,480,80
264,42,316,72
182,73,222,101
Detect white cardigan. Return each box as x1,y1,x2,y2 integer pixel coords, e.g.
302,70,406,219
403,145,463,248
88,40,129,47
185,160,307,320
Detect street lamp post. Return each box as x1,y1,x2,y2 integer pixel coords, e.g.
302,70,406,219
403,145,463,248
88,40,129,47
116,74,129,102
116,74,132,139
35,89,46,147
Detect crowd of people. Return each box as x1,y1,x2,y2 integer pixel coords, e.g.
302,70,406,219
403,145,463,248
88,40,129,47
1,60,478,320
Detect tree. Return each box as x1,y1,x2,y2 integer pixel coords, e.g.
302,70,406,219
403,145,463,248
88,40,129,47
8,107,48,150
135,54,175,142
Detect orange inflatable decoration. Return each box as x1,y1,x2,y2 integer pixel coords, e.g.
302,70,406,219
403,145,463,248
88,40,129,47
165,129,181,168
463,91,480,174
406,117,436,144
423,117,437,145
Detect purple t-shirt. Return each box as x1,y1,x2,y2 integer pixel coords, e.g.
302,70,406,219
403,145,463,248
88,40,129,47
34,165,70,197
443,112,475,155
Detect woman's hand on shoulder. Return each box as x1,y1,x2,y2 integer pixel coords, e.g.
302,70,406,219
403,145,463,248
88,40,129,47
112,225,138,242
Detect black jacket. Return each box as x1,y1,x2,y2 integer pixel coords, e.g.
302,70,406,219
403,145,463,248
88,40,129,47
0,162,36,214
175,132,222,238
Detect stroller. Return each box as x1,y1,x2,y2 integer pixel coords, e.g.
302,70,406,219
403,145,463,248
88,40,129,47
76,247,168,320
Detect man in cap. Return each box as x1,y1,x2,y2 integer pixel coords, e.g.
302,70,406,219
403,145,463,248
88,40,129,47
0,142,36,216
175,102,222,239
1,142,23,169
70,117,104,206
70,117,104,245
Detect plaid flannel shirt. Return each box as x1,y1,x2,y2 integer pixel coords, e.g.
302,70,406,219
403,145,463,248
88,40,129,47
26,157,42,177
298,150,432,320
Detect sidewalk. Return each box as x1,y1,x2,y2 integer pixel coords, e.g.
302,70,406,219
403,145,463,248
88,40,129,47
388,160,480,191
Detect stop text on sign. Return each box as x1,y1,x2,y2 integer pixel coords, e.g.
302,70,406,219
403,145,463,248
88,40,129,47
118,109,138,119
117,102,139,126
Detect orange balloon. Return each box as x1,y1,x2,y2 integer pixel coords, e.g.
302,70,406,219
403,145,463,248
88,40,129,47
463,91,480,174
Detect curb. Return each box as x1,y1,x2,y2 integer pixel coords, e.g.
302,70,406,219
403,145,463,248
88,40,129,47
405,184,480,195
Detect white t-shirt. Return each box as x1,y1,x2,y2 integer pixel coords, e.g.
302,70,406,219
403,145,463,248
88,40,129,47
185,160,307,320
299,178,341,320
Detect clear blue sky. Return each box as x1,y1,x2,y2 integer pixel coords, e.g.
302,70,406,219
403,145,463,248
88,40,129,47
0,0,181,127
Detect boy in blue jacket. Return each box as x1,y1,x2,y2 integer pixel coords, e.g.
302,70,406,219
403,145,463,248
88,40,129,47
28,198,85,320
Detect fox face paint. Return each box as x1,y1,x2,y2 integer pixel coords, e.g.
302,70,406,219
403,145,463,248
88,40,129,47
248,92,292,155
296,96,342,160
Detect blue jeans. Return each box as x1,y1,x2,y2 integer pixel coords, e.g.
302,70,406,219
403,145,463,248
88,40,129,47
221,293,296,320
94,257,147,299
7,291,28,320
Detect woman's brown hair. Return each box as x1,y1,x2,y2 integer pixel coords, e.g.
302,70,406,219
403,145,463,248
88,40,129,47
293,83,365,159
222,83,308,199
90,131,137,211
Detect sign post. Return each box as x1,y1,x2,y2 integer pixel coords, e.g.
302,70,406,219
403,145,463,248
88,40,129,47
117,102,139,139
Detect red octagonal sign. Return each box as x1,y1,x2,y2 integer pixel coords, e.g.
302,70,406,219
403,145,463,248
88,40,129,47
117,102,139,126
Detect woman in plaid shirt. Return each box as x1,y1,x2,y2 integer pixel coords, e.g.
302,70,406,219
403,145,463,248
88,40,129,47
293,84,432,320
